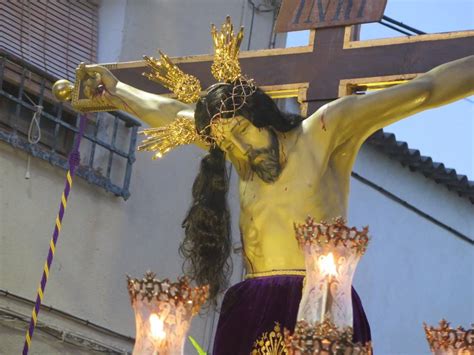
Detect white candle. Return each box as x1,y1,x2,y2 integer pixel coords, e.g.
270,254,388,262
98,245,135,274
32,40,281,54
319,252,338,321
321,278,328,320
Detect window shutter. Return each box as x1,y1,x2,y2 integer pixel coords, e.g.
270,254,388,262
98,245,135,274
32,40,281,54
0,0,98,80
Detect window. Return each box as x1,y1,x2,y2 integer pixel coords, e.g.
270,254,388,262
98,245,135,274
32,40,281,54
0,0,98,80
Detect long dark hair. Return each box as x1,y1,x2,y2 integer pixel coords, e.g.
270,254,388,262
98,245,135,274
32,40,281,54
180,81,304,303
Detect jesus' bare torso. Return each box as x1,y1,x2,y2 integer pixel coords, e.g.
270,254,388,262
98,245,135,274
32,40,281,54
85,55,473,276
237,113,353,275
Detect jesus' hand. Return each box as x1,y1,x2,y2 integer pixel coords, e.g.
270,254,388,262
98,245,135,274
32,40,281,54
79,64,122,109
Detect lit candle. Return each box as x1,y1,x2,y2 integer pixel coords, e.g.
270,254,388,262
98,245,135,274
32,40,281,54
149,313,166,341
318,252,338,321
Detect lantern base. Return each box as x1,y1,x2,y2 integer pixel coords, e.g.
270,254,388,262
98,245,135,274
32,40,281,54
284,319,372,355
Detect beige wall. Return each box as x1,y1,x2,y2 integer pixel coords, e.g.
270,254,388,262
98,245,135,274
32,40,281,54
351,145,473,353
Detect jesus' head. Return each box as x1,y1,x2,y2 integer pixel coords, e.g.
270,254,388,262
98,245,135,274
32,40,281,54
195,80,303,183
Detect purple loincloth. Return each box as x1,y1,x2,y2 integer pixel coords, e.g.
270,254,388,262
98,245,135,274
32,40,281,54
212,275,371,354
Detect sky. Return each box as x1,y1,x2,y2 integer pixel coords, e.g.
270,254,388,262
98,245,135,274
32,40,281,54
286,0,474,179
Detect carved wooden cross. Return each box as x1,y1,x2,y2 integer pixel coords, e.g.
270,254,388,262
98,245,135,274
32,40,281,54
104,6,474,116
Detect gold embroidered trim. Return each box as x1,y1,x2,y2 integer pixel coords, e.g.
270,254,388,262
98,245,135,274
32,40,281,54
252,322,288,354
245,269,306,279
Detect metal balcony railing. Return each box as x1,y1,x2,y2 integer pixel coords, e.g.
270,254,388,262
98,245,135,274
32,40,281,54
0,49,140,200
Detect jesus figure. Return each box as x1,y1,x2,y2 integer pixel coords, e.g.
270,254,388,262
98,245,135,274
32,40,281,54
82,45,473,352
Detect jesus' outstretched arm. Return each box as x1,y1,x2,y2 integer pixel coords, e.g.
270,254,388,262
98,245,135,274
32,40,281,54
83,65,195,128
319,55,474,146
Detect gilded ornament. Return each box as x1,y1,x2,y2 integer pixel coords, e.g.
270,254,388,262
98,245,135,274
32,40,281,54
52,79,74,102
126,271,208,315
138,117,209,159
424,319,474,352
139,16,254,159
283,319,372,354
143,51,202,104
211,15,244,82
53,63,117,112
252,323,288,355
294,217,370,256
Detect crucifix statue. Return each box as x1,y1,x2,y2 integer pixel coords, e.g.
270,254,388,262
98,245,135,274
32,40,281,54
54,3,474,353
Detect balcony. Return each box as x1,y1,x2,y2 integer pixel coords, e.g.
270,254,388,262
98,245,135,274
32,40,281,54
0,49,140,200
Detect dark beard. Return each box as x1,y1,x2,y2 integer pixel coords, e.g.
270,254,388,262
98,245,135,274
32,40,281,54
247,131,281,183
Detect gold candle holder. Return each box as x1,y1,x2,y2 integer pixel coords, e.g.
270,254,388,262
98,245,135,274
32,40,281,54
284,318,372,354
424,320,474,355
285,217,371,354
127,272,208,355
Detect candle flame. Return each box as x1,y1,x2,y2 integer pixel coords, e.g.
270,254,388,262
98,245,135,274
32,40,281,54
319,252,338,277
149,313,166,340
